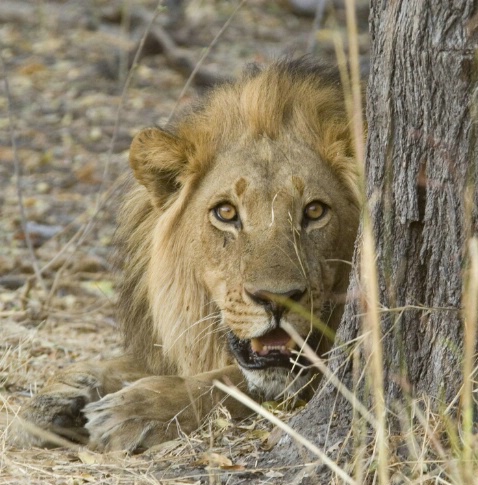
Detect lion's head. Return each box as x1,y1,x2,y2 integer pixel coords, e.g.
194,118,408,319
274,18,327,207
118,59,361,400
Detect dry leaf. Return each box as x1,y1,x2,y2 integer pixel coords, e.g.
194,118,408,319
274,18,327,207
72,255,107,273
78,450,105,465
248,429,270,441
261,400,280,411
75,162,100,184
214,417,233,430
237,422,257,431
221,464,246,471
18,61,47,76
194,452,232,468
265,470,284,478
326,439,343,453
262,426,283,451
80,280,114,297
144,438,183,456
77,472,96,482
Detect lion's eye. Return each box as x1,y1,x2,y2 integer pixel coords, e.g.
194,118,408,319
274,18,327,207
303,201,328,222
213,203,238,223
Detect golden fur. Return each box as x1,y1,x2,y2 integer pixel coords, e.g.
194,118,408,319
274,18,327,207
14,59,361,452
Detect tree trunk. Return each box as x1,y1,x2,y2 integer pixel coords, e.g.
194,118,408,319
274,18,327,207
263,2,478,483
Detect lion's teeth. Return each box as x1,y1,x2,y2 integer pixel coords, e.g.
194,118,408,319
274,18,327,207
251,338,264,353
286,338,295,349
251,337,295,355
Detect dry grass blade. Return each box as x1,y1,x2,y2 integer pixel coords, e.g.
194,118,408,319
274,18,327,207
344,0,389,482
213,380,357,485
8,417,81,451
361,221,389,485
345,0,365,169
412,402,462,483
461,237,478,482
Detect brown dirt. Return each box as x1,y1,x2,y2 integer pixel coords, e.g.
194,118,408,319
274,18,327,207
0,1,368,483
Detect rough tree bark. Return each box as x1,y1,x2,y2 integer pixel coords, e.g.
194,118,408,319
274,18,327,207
263,2,478,483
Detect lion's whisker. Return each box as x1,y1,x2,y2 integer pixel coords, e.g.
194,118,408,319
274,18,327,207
164,312,222,355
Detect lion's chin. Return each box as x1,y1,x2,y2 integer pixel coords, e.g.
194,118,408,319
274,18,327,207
227,327,315,371
239,367,312,401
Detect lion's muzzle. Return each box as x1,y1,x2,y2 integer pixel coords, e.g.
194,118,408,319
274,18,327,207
226,286,316,370
244,287,306,325
227,327,319,371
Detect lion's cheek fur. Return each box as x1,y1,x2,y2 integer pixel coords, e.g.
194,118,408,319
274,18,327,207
146,214,230,377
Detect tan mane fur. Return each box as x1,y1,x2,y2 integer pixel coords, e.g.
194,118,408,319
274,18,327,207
116,59,360,377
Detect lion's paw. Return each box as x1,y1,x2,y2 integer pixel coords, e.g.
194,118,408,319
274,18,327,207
84,383,183,453
11,371,104,448
12,388,92,447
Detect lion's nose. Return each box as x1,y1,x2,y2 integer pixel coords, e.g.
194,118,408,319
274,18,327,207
244,287,306,323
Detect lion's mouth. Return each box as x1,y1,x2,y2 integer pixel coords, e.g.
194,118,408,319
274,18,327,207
250,329,295,356
228,327,314,370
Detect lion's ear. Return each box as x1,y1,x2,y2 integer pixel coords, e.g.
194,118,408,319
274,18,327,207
129,127,189,207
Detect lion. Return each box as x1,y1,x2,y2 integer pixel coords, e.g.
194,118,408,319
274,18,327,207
14,58,360,452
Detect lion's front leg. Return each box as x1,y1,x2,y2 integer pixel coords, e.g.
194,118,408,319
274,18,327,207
85,365,247,452
13,356,147,448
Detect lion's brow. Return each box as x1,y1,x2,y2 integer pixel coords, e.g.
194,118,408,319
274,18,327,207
291,175,305,196
235,177,248,196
